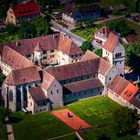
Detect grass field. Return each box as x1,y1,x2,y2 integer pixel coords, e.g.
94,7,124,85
11,96,140,140
0,123,7,140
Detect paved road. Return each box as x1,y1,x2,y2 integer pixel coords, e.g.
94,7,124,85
51,20,85,46
94,15,125,25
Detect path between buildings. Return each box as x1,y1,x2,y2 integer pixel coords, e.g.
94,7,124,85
5,117,15,140
94,15,125,25
47,132,75,140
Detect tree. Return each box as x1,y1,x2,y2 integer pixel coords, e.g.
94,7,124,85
113,107,138,134
36,0,50,11
81,41,93,52
103,20,132,37
0,72,5,87
33,16,50,36
94,49,102,57
6,23,18,35
18,22,37,39
0,107,11,123
124,42,140,73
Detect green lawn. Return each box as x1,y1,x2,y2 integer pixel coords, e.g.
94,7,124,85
0,33,19,43
72,26,98,40
11,96,140,140
0,123,7,140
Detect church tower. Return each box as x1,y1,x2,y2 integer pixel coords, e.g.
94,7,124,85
102,32,125,76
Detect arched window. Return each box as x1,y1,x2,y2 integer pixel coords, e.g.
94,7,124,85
9,90,13,101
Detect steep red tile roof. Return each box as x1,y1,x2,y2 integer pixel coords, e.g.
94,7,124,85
103,32,119,52
29,86,47,103
58,34,83,55
1,46,34,69
64,78,103,93
120,82,139,101
81,50,99,61
46,57,112,81
7,33,82,56
98,58,112,76
46,58,99,81
41,70,55,89
4,66,41,86
11,1,40,17
95,26,110,38
8,33,60,55
108,75,138,102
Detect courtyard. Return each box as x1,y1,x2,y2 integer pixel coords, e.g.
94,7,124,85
10,96,140,140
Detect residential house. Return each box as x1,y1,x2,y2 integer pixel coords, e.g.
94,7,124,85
6,1,40,25
107,75,140,113
94,26,110,45
62,3,100,24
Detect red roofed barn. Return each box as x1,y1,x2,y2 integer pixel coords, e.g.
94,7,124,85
6,1,40,25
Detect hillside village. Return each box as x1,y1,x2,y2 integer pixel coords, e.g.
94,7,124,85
0,0,140,140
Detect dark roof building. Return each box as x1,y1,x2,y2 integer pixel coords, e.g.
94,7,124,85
62,3,101,23
64,78,103,93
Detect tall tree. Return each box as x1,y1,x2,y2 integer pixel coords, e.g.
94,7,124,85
33,16,50,36
113,107,138,134
18,22,37,39
81,41,93,52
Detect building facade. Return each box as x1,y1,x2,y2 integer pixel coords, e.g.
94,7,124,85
6,1,40,25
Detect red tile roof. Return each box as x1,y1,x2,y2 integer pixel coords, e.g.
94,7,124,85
103,32,119,53
4,66,41,86
58,34,83,55
95,26,110,38
8,33,60,55
120,82,139,101
64,78,103,93
7,33,83,56
11,1,40,17
46,57,112,81
29,86,47,103
108,75,138,102
41,70,55,89
81,50,99,61
1,45,34,69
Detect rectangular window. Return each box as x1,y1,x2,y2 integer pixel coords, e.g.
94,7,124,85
50,55,54,58
50,50,54,53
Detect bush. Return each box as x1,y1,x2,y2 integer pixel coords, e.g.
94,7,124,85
81,41,93,52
